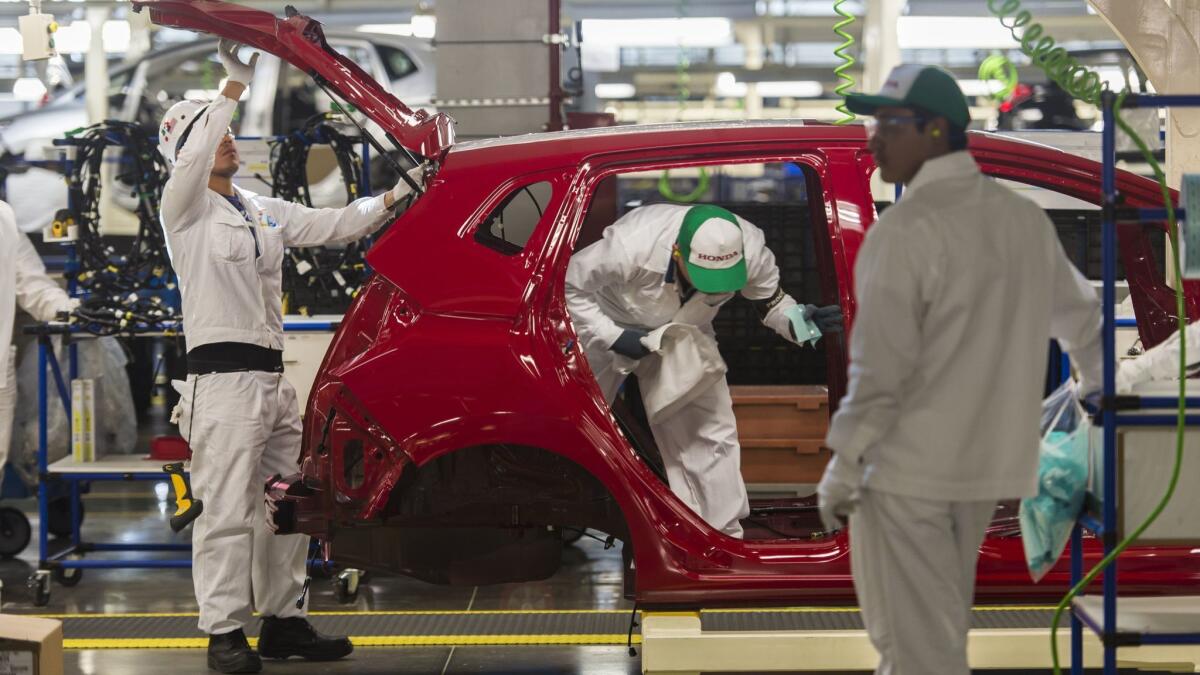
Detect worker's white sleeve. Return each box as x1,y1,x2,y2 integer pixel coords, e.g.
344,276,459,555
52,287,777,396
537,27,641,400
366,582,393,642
161,95,239,232
1048,239,1103,394
565,235,632,354
1116,319,1200,392
825,225,927,465
272,194,391,248
14,225,74,322
738,223,799,342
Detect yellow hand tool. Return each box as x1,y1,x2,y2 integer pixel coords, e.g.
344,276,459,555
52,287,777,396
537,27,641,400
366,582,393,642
163,462,203,532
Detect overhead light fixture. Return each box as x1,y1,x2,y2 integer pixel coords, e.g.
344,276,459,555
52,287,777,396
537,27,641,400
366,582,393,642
756,0,864,16
957,79,1009,98
581,18,733,48
594,83,636,99
897,17,1019,50
756,81,823,98
12,77,48,101
357,23,416,37
715,72,747,98
45,19,132,53
0,28,23,55
411,1,435,39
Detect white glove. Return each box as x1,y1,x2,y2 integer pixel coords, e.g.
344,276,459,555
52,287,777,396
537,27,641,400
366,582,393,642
390,165,425,205
817,452,865,533
218,38,258,86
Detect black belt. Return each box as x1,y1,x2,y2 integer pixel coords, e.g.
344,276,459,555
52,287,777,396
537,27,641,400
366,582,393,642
187,342,284,374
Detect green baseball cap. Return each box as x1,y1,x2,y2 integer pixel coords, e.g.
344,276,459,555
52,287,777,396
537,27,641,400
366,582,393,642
677,205,747,294
845,64,971,129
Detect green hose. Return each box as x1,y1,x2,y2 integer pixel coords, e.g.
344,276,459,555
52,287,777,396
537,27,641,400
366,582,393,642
658,0,709,203
988,0,1103,105
832,0,857,125
987,2,1186,673
978,53,1019,102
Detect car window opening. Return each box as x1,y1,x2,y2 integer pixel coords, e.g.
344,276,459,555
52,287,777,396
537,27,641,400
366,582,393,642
569,162,837,543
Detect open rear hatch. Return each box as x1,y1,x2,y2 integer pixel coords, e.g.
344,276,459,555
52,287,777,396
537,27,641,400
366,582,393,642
132,0,455,162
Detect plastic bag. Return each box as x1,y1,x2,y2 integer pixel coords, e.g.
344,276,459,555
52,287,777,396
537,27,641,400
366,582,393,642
9,336,138,487
1019,379,1091,582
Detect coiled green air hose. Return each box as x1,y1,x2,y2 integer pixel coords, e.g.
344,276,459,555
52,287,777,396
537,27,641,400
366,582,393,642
987,2,1186,673
832,0,857,125
978,53,1020,102
658,0,708,202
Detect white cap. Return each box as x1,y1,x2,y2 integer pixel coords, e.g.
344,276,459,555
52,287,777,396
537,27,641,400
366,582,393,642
158,98,210,166
688,218,744,269
678,205,747,293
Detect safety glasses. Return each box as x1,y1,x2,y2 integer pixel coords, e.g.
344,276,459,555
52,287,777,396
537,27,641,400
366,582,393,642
864,115,927,139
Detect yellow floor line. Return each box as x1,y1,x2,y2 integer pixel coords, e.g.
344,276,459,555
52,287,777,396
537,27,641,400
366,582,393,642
63,635,644,650
35,605,1055,620
36,609,635,619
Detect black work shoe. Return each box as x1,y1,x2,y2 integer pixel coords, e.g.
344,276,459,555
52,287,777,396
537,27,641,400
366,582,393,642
207,629,262,674
258,616,353,661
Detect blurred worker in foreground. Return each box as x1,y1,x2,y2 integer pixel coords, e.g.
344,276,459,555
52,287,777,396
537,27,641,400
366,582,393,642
818,64,1103,675
157,40,420,674
567,203,842,538
0,200,76,482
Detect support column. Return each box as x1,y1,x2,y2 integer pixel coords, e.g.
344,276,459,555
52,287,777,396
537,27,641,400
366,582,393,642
735,21,763,71
1167,0,1200,189
861,0,902,94
84,7,111,126
1088,0,1200,189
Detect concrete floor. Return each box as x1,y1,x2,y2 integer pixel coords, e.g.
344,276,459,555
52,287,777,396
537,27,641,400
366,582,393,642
0,481,641,675
0,479,1181,674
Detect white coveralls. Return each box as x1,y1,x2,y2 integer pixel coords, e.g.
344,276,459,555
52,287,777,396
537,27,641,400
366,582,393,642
565,204,803,539
0,200,75,475
1116,319,1200,392
825,152,1103,675
160,95,393,635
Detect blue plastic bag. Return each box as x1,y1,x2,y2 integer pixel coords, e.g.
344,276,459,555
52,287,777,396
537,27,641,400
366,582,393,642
1020,379,1091,582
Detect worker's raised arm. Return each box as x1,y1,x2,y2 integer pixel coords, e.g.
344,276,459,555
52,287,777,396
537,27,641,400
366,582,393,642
274,166,424,248
565,232,635,355
159,40,257,230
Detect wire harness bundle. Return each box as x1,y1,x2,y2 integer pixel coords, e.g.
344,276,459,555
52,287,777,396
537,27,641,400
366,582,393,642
269,113,372,315
61,120,178,335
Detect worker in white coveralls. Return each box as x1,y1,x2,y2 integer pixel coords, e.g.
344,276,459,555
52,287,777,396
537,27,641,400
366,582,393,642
0,201,77,480
566,203,843,538
817,64,1104,675
158,40,420,674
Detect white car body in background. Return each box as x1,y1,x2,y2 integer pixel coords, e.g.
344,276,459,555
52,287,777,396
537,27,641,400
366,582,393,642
0,32,435,232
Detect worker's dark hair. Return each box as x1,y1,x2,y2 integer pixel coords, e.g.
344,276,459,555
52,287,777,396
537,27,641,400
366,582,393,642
910,105,969,152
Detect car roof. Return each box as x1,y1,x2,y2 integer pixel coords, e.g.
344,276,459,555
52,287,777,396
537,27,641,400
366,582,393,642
441,120,1153,190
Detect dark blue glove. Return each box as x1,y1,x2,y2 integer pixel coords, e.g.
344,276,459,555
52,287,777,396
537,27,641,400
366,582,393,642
806,304,844,334
610,329,651,360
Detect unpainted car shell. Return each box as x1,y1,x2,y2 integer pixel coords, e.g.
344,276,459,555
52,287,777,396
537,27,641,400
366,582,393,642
136,0,1200,606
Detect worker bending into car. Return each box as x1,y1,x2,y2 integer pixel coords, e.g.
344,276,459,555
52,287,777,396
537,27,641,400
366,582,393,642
567,203,842,539
158,40,420,674
818,65,1103,675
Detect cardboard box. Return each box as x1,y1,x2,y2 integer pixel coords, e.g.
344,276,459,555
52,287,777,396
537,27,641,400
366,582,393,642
0,615,62,675
730,385,831,485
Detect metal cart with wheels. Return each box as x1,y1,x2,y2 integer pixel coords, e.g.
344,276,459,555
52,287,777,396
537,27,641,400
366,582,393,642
25,323,191,607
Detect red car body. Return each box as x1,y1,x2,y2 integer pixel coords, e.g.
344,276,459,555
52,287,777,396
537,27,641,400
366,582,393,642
138,0,1200,607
